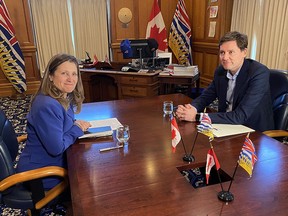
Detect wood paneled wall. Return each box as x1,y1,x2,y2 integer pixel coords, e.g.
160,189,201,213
1,0,233,98
191,0,233,87
0,0,40,97
110,0,233,87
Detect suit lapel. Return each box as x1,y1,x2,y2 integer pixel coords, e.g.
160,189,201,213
218,69,229,112
233,59,249,106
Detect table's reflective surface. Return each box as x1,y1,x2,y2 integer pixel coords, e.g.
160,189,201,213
67,94,288,216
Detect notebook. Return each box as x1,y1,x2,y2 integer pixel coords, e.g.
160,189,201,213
78,126,113,139
212,124,255,138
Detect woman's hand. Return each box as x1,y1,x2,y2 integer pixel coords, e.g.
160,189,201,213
176,104,197,122
74,120,92,131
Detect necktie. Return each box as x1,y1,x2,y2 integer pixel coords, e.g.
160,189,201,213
226,74,237,112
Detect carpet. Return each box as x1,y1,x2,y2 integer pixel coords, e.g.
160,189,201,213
0,95,31,215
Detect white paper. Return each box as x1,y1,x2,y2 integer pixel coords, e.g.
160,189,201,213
157,52,172,65
89,118,123,130
78,118,123,139
160,65,199,76
78,129,113,139
208,21,216,37
212,124,255,137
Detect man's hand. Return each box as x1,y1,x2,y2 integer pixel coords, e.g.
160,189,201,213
176,104,197,121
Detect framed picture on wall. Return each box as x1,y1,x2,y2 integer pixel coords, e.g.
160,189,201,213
209,6,218,18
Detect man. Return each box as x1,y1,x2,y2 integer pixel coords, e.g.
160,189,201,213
176,31,274,132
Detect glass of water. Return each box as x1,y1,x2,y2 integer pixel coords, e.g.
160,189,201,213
116,125,130,145
163,101,173,115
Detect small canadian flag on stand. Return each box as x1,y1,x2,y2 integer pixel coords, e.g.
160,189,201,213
205,148,221,184
171,117,181,153
93,54,99,65
104,54,111,65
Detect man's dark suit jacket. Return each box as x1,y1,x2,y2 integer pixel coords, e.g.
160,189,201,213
192,58,274,132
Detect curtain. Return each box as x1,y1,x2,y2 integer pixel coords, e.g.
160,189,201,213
29,0,110,75
231,0,288,70
260,0,288,70
70,0,109,61
30,0,74,75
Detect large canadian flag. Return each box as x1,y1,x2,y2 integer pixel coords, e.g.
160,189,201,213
145,0,168,52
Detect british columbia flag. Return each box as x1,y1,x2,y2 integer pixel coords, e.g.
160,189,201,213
168,0,192,65
238,136,258,177
197,113,214,142
0,0,26,93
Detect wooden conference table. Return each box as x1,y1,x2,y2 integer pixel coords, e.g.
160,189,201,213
67,94,288,216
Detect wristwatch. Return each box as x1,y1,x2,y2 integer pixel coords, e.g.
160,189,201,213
195,113,201,122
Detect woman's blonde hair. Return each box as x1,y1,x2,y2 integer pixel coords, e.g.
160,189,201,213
34,53,85,113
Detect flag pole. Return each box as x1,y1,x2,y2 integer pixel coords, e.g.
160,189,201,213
173,112,194,162
226,162,239,192
218,132,251,203
225,132,251,193
181,136,195,162
217,161,236,202
183,131,196,162
210,142,224,192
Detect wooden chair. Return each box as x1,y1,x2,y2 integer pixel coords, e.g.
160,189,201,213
0,109,69,216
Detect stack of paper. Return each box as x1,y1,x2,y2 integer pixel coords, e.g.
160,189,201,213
159,65,199,76
173,65,199,76
78,118,122,139
79,126,113,139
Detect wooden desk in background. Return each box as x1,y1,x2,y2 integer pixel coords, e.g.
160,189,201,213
158,73,200,95
67,94,288,216
81,68,160,102
80,63,200,102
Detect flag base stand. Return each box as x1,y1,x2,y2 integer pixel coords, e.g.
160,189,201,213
217,191,234,202
183,154,195,162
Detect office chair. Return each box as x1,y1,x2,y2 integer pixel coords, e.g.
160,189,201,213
0,109,69,215
263,69,288,141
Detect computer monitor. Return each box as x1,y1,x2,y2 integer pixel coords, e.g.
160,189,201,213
120,38,158,59
130,39,155,59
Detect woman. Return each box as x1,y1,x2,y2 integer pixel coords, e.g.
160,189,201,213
17,53,91,189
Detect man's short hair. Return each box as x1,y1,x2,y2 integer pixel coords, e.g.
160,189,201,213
219,31,248,50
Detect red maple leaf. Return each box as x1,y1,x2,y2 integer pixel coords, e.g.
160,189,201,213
149,25,168,52
171,128,177,139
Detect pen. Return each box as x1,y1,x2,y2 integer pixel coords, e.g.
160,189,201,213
99,145,123,152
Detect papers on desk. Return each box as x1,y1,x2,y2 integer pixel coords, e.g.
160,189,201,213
212,124,255,137
78,118,122,139
159,65,199,76
79,126,113,139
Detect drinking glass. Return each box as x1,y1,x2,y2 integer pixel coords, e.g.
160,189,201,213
163,101,173,115
116,125,130,145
